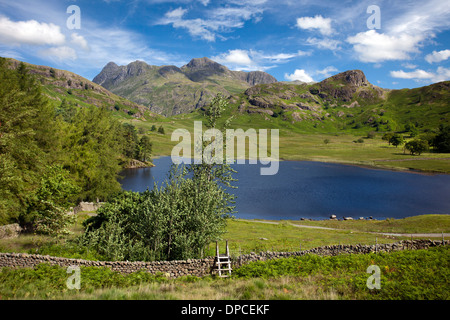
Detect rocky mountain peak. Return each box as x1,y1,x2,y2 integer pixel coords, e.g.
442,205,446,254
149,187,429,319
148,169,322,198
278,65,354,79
326,70,369,87
184,57,224,70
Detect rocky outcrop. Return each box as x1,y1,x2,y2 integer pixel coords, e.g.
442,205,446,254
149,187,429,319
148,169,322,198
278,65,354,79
92,58,278,116
235,70,278,86
0,224,22,239
93,61,154,89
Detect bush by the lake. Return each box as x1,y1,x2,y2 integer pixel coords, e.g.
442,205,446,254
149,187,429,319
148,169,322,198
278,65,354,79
404,139,429,156
79,164,234,261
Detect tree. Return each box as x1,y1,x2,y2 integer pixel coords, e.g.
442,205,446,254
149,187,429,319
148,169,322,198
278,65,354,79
157,126,165,134
150,125,157,132
404,139,429,156
382,132,394,145
433,125,450,153
26,165,79,236
80,164,233,261
121,123,138,159
390,134,404,148
62,106,124,201
137,135,153,162
0,58,59,224
79,94,237,261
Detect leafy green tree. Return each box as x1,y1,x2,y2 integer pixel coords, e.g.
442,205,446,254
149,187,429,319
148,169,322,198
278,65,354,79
25,165,79,236
121,123,138,159
0,58,58,224
137,135,153,162
432,125,450,153
390,134,404,148
157,126,165,134
62,106,124,201
79,94,237,261
405,139,429,156
0,58,139,227
382,132,394,145
150,125,157,132
80,165,232,261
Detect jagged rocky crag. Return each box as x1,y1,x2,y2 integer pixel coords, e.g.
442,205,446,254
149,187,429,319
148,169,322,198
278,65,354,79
93,57,277,116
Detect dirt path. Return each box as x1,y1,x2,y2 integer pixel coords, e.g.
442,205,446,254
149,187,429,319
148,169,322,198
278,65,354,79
237,219,450,238
373,157,450,162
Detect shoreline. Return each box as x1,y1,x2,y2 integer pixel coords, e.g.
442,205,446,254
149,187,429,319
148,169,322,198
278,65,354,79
150,153,449,175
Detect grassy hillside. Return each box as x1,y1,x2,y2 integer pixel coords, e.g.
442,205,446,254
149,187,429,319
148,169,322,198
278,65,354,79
5,58,160,121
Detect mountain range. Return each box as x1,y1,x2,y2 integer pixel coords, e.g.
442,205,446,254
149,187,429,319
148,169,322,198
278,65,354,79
228,69,449,132
4,56,449,133
93,57,277,116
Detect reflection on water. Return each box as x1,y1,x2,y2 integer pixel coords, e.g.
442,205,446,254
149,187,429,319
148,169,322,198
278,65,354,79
119,157,450,220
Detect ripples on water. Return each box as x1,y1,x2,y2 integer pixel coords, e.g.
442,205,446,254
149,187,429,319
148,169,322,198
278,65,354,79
119,157,450,220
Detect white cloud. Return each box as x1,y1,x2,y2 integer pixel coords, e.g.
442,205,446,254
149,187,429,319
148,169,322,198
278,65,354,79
285,69,314,83
296,15,333,36
40,46,77,61
71,33,90,51
434,67,450,82
0,16,65,46
402,63,418,69
255,50,311,63
346,0,450,65
158,2,266,42
217,49,253,65
390,69,434,80
212,49,309,71
306,37,341,51
347,30,423,63
387,0,450,36
390,67,450,83
425,49,450,64
316,66,338,78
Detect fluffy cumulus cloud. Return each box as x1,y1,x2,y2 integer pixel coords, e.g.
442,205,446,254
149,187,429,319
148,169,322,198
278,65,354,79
425,49,450,64
285,69,314,83
0,16,65,46
296,15,333,36
390,67,450,83
390,69,435,80
216,49,253,65
71,33,90,51
347,30,423,63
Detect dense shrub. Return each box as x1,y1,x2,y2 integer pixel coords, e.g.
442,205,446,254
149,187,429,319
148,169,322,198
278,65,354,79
79,165,234,261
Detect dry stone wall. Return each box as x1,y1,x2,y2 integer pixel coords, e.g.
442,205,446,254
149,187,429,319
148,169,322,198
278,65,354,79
233,239,449,267
0,240,447,278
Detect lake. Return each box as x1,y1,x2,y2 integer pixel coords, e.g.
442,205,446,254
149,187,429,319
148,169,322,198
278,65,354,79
119,157,450,220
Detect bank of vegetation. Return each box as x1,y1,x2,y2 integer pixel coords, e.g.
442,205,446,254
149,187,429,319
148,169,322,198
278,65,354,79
0,245,447,300
0,59,152,232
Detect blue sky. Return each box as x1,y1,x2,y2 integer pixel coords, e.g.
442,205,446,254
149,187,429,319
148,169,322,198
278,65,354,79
0,0,449,89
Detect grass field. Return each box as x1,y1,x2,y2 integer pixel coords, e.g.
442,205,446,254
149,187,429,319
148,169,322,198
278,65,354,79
0,244,448,300
124,114,450,174
1,214,448,300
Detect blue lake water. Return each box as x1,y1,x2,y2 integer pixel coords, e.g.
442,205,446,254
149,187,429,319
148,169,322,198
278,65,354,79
119,157,450,220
